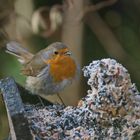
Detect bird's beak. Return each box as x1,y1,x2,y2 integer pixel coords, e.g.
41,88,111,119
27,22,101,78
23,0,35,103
64,51,72,56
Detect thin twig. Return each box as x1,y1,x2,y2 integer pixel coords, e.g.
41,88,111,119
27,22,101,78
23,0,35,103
57,93,66,106
85,0,117,13
37,96,45,107
79,0,118,20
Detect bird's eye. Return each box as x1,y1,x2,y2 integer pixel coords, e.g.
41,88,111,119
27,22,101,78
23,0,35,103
54,51,59,55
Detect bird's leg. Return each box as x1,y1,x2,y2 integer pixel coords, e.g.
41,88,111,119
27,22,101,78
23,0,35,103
37,95,45,107
57,93,66,106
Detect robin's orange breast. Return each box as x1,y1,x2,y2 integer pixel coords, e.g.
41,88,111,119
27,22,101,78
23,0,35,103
47,55,77,82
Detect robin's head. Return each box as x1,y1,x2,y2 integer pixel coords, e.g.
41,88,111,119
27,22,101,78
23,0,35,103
41,42,72,62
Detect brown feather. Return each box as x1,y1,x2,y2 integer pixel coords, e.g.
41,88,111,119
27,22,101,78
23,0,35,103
21,53,47,76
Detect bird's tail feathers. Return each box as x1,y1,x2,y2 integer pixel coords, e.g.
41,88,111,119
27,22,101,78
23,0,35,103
6,41,34,64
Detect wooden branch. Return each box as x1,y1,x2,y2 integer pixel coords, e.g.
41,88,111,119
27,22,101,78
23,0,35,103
79,0,118,20
59,0,85,106
83,0,125,59
84,0,118,14
85,12,126,59
0,77,32,140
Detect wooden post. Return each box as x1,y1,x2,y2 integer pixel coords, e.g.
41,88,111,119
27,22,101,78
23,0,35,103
0,77,33,140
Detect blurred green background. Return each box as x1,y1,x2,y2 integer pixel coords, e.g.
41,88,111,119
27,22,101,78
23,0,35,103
1,0,140,139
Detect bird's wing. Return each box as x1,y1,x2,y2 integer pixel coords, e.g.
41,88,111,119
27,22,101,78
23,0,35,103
21,51,49,77
6,41,34,64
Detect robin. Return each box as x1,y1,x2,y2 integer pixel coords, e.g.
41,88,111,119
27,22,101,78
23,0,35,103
6,41,78,104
